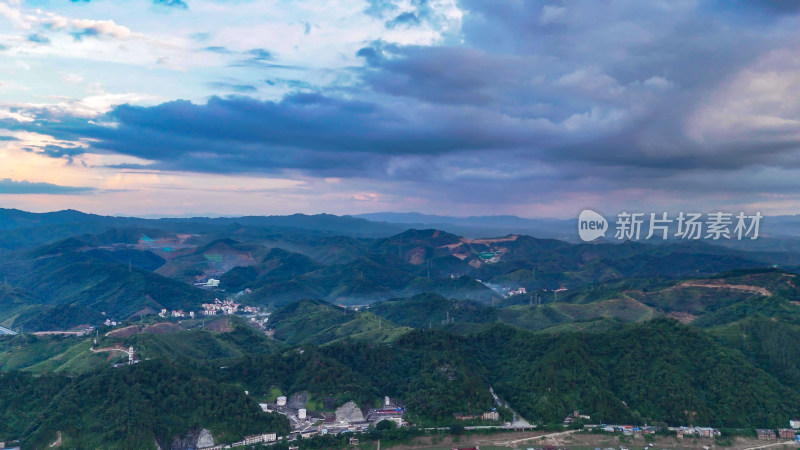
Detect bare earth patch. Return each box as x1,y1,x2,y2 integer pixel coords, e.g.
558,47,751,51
144,322,182,334
667,311,699,323
205,318,232,332
460,235,519,245
106,322,183,337
677,281,772,296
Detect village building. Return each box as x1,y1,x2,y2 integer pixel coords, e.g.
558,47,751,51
757,429,777,440
482,411,499,421
241,433,276,445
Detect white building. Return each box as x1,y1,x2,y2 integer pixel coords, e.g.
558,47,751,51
195,278,220,287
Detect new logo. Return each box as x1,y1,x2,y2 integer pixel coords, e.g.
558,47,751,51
578,209,607,242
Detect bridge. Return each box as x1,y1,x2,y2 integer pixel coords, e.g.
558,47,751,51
0,325,17,335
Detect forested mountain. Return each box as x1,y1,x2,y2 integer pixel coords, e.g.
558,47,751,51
2,209,800,448
4,318,800,449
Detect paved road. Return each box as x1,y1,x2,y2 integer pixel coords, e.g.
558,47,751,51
743,440,798,450
494,429,578,446
422,425,537,432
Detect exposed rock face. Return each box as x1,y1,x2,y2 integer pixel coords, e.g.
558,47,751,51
288,391,308,410
162,427,214,450
196,429,214,448
335,401,365,423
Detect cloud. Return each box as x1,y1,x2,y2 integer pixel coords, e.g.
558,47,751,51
70,0,186,7
66,19,131,40
5,0,800,214
265,78,315,90
356,42,531,105
24,143,87,160
228,48,303,70
27,33,51,44
540,5,566,25
204,46,232,54
386,12,420,29
7,92,559,177
0,178,95,195
364,0,399,18
153,0,188,9
206,81,258,93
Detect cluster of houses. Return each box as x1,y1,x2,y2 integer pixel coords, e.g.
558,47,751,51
673,426,722,438
755,428,800,441
154,299,259,320
594,425,663,435
159,309,196,319
198,433,276,450
455,410,501,422
589,420,800,442
188,415,800,450
562,410,591,427
202,298,242,316
257,395,406,441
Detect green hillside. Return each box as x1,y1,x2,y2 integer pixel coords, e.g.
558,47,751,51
3,318,800,448
14,361,290,449
370,293,497,328
476,319,800,427
268,299,411,345
0,241,214,330
0,318,279,374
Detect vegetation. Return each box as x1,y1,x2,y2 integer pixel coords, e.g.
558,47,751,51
15,361,289,449
3,213,800,447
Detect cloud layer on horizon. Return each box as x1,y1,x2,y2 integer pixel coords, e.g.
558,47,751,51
0,178,95,195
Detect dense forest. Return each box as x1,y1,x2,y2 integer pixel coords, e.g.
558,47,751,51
3,318,800,448
1,361,290,449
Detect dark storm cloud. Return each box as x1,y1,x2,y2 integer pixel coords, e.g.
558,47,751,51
356,42,532,106
0,179,95,195
22,93,557,175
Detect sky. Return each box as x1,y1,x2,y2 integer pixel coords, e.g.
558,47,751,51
2,0,800,218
